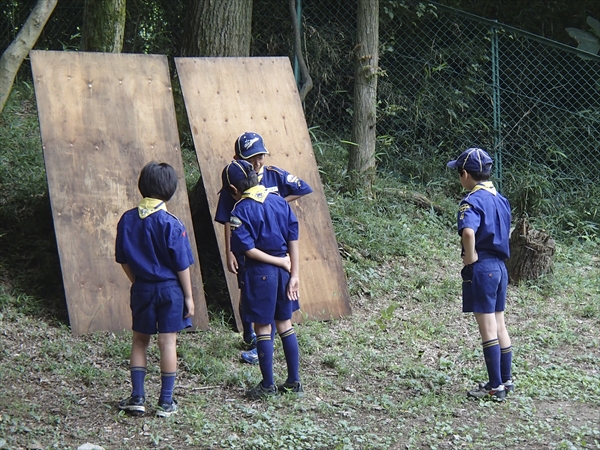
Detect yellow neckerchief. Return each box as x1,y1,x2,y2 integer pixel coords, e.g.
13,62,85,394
257,165,264,183
138,197,167,219
241,185,268,203
469,181,497,196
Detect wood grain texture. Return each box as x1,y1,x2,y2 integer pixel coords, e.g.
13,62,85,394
175,57,351,328
30,50,209,335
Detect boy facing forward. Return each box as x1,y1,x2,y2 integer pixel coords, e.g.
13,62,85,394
215,131,312,364
115,162,195,417
222,159,303,399
447,148,514,401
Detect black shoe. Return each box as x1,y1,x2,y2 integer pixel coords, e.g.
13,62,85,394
118,396,145,416
479,379,515,394
156,399,178,418
277,380,304,397
245,382,277,400
468,383,506,401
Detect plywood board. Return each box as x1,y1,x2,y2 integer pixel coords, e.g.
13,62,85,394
30,50,209,335
175,57,351,327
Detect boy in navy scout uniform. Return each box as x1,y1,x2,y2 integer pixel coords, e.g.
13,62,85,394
214,131,312,365
447,148,514,401
222,159,303,399
115,161,195,417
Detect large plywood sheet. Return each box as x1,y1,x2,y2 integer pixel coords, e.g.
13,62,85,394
175,57,351,326
30,50,209,335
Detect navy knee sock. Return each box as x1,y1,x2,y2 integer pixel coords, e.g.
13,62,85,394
482,338,502,388
130,366,146,398
280,327,300,384
159,372,176,404
256,334,274,387
501,346,513,382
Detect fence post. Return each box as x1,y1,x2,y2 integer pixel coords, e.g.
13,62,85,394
491,22,503,191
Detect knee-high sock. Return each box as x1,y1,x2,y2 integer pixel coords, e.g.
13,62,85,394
159,372,176,404
280,328,300,383
501,346,513,382
482,338,502,388
130,366,146,398
256,334,274,387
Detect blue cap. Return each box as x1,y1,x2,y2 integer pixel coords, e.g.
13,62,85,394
447,148,493,173
221,159,254,189
235,132,269,159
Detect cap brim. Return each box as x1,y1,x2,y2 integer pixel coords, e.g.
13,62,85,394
240,149,268,159
447,160,459,169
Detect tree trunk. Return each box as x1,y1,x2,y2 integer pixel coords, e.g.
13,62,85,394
348,0,379,194
182,0,253,57
0,0,58,114
506,218,556,283
81,0,127,52
289,0,313,101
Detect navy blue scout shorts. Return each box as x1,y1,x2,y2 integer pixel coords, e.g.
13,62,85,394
130,279,192,334
461,257,508,314
240,262,300,325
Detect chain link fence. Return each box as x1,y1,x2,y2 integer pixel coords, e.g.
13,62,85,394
2,0,599,234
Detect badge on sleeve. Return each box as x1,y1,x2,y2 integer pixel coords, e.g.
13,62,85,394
230,216,242,231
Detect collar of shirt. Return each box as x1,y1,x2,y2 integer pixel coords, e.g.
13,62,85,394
241,185,268,203
138,197,167,219
470,181,497,196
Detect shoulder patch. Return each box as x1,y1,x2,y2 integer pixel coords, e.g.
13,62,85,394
230,215,242,230
286,173,299,184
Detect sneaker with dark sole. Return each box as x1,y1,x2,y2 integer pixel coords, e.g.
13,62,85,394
245,382,277,400
240,348,259,365
118,396,145,416
277,380,304,397
479,380,515,394
468,383,506,401
156,399,178,418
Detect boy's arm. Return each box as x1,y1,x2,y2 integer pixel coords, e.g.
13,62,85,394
286,240,299,300
177,267,194,318
245,248,291,272
461,227,478,265
121,263,135,283
223,223,238,274
283,194,301,203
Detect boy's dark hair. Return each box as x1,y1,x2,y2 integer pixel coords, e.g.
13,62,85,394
138,161,178,201
459,168,491,182
229,171,258,194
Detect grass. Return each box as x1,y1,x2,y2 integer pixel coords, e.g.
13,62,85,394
1,83,600,449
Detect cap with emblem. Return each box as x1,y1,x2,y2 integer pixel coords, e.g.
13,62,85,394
235,132,269,159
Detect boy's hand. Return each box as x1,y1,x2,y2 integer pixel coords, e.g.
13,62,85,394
227,251,238,274
287,276,299,301
281,254,291,272
184,296,195,318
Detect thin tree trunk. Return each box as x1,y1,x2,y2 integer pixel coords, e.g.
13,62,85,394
289,0,312,102
0,0,58,114
348,0,379,194
182,0,253,57
81,0,127,53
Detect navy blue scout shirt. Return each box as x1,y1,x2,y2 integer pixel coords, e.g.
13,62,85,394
116,199,194,282
457,181,511,260
214,165,312,224
229,185,299,260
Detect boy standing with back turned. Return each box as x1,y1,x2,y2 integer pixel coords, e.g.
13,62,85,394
222,159,303,399
215,131,312,365
447,148,514,401
115,161,195,417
